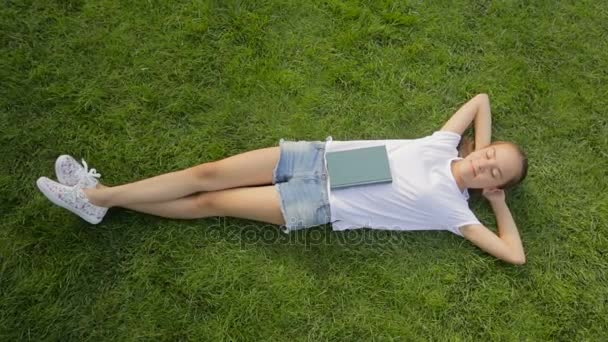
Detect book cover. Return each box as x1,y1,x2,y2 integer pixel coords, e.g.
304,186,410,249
326,145,393,190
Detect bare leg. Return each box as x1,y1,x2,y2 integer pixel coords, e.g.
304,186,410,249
83,146,280,208
110,184,286,226
97,184,204,219
120,194,205,219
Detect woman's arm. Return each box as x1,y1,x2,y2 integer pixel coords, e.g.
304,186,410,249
440,93,492,149
459,190,526,265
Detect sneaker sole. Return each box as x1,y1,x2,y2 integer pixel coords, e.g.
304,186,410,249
36,178,103,225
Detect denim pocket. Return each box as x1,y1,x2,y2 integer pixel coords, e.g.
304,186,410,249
315,200,331,223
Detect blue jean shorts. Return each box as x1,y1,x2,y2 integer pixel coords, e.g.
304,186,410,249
272,136,333,233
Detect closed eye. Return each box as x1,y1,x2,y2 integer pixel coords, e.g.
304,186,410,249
492,169,501,178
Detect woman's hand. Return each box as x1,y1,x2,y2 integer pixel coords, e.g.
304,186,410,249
482,188,505,203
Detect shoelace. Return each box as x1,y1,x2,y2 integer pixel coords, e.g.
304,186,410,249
76,159,101,188
80,159,101,186
71,184,91,204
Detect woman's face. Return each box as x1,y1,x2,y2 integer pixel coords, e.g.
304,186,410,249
462,144,522,189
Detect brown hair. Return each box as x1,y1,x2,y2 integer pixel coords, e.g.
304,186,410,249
457,136,528,190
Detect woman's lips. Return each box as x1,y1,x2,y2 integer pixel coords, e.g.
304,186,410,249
471,160,476,177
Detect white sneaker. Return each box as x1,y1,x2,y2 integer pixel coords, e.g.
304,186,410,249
36,176,108,224
55,155,101,188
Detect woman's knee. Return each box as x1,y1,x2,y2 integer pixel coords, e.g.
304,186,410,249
188,162,219,181
192,191,223,216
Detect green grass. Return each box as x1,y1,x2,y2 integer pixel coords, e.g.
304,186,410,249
2,0,607,339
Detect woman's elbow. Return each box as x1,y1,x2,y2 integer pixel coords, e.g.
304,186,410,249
474,93,489,103
506,253,526,265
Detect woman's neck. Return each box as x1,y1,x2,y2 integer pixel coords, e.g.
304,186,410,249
450,160,466,193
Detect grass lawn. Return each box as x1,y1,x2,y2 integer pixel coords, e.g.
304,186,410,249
1,0,607,340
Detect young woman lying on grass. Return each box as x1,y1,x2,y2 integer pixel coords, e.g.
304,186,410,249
37,94,528,264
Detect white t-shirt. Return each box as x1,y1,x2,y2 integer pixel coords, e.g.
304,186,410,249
323,131,480,236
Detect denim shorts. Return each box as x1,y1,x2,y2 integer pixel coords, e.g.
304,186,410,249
272,136,333,233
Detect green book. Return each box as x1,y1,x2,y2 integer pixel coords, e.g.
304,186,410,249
326,145,393,190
